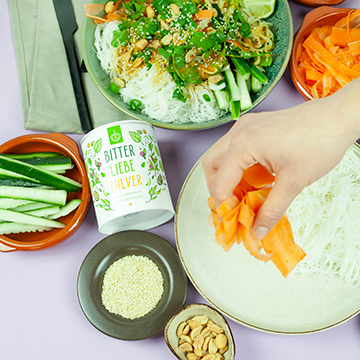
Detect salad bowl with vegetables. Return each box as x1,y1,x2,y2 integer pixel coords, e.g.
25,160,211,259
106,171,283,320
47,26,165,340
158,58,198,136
82,0,293,130
0,133,91,252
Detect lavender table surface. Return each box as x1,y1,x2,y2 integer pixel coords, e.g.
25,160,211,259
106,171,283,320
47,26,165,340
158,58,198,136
1,1,360,359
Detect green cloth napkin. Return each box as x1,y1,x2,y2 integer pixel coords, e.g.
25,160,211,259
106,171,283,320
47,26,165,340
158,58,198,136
9,0,129,134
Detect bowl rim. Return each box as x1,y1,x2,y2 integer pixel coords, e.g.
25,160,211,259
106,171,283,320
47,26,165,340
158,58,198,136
289,6,355,101
81,0,293,130
0,133,91,252
291,0,346,8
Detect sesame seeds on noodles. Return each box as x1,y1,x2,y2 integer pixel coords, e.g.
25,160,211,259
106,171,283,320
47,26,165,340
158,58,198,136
101,255,164,319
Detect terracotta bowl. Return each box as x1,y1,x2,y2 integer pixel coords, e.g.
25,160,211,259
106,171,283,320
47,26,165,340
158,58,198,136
0,133,91,252
291,0,345,8
289,6,354,100
164,303,235,360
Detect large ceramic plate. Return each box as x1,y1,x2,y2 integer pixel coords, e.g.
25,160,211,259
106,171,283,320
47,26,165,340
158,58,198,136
77,230,188,340
175,155,360,334
81,0,293,130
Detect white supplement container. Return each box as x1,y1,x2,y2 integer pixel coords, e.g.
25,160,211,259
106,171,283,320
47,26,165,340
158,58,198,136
81,120,174,234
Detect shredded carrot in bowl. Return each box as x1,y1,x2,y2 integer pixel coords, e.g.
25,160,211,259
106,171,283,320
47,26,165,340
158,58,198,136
296,9,360,99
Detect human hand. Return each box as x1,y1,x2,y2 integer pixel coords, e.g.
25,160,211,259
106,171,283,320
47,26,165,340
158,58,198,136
202,82,360,240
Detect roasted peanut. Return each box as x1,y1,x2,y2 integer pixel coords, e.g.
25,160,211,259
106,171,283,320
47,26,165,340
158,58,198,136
177,322,187,337
146,5,155,18
208,338,218,355
187,319,202,329
186,353,199,360
112,77,125,88
193,334,205,350
161,34,173,46
190,326,203,340
132,57,144,68
179,334,193,344
179,342,193,352
208,75,222,84
135,39,149,51
207,323,224,334
192,315,208,325
215,334,228,349
202,355,216,360
170,3,180,15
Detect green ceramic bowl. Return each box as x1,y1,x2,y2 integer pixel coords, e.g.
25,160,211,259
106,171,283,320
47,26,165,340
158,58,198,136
81,0,293,130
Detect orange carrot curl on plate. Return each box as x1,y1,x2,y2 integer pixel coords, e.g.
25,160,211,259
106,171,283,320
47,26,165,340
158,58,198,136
207,163,306,278
297,9,360,98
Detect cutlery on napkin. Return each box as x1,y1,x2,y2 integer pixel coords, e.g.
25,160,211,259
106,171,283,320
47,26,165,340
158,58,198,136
8,0,128,134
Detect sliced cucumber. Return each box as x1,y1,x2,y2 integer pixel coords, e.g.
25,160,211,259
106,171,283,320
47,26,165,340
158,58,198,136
48,199,82,219
11,202,54,212
0,186,67,205
231,57,251,77
0,176,44,188
236,70,253,111
24,206,61,218
35,164,74,173
0,198,33,209
2,152,64,159
0,222,53,235
251,75,263,93
0,154,82,192
0,168,41,184
213,89,229,112
248,62,268,85
0,209,65,228
224,68,241,102
231,100,241,119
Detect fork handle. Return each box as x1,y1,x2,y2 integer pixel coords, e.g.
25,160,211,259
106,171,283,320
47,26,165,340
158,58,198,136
64,37,93,134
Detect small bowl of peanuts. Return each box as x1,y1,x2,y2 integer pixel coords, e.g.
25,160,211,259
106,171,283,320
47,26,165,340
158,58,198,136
164,303,235,360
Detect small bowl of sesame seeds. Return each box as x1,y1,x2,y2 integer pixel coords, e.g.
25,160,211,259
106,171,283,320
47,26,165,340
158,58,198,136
77,230,188,340
165,303,235,360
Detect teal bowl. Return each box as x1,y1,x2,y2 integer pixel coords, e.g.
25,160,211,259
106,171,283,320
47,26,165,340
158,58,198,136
81,0,293,130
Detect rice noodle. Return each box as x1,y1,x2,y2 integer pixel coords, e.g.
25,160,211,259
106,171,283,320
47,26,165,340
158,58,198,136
287,145,360,287
93,0,275,123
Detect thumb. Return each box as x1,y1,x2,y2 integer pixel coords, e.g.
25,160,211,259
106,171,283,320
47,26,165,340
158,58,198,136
252,176,300,240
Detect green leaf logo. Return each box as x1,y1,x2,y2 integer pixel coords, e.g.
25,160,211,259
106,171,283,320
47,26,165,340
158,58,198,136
94,138,102,153
129,131,142,143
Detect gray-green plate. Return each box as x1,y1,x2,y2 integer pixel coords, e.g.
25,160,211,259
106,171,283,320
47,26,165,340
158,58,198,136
81,0,293,130
77,230,188,340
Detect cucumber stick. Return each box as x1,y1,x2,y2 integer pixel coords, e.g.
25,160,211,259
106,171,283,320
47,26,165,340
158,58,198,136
0,186,67,205
0,154,82,192
251,75,263,93
0,209,65,228
236,70,253,111
0,222,53,235
24,206,61,218
0,198,33,209
10,202,54,212
224,69,241,101
213,90,229,112
48,199,82,219
2,152,63,159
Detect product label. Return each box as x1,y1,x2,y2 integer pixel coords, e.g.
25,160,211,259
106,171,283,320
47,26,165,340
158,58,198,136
82,125,168,214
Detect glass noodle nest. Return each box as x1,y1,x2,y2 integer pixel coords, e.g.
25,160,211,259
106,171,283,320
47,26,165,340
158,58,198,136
90,0,276,124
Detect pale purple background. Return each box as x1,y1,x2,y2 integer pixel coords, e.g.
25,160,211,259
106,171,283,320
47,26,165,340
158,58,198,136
1,0,360,359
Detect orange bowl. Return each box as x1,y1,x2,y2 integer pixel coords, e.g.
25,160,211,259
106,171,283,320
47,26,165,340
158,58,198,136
0,133,91,252
289,6,354,100
291,0,345,7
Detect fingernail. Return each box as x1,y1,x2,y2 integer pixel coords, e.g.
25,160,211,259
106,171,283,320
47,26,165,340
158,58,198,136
254,226,269,240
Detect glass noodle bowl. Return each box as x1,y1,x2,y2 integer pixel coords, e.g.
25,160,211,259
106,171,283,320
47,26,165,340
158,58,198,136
82,0,293,130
